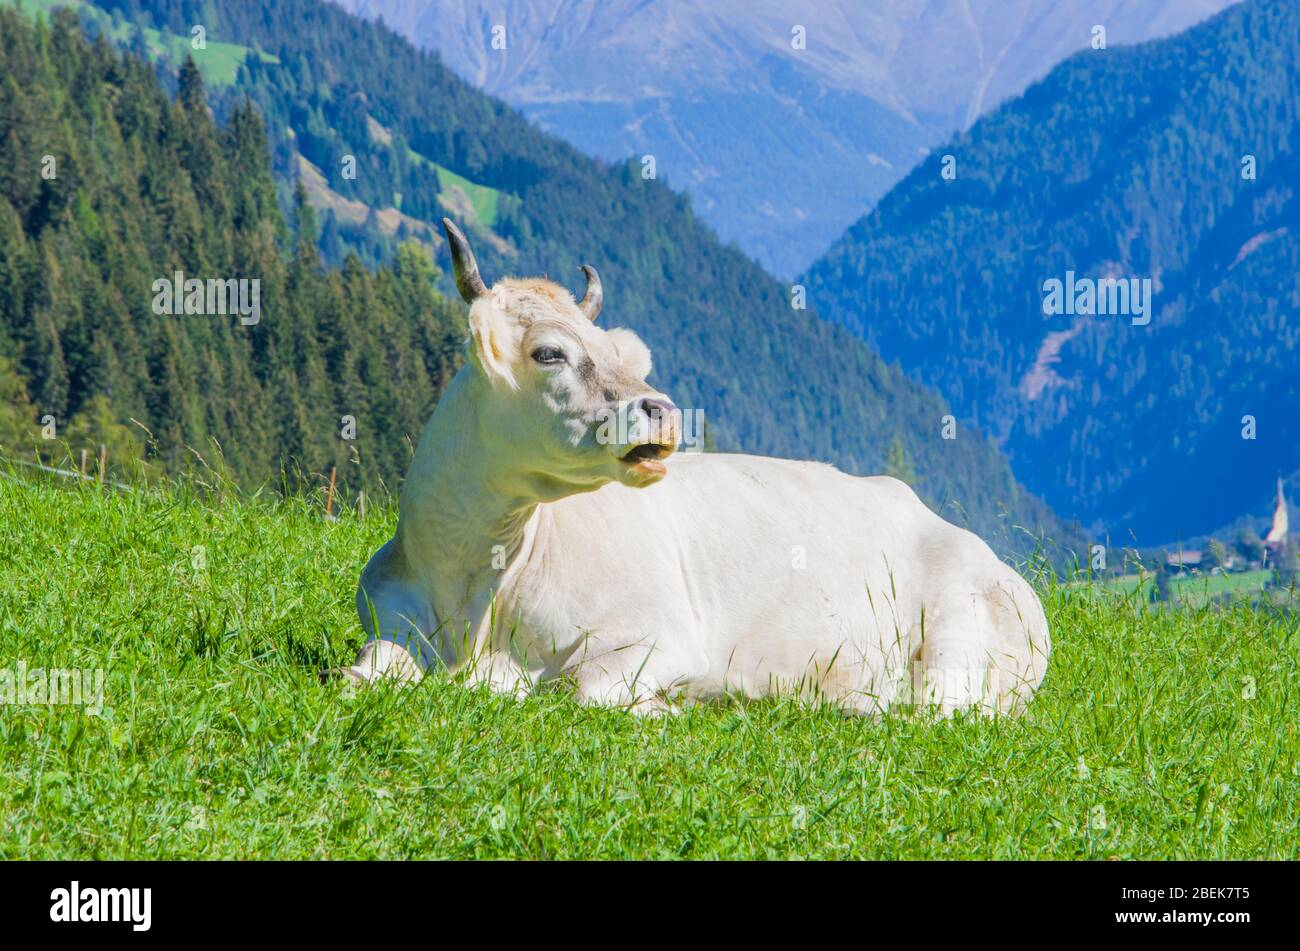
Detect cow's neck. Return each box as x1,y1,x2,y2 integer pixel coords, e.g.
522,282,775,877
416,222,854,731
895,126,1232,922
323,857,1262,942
399,370,542,627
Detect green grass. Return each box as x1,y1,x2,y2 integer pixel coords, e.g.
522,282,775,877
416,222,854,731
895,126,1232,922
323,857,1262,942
5,0,278,88
1,470,1296,859
1170,570,1276,606
1075,570,1275,608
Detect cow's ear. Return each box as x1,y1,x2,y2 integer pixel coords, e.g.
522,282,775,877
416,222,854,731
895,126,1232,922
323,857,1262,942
606,328,652,379
467,296,518,389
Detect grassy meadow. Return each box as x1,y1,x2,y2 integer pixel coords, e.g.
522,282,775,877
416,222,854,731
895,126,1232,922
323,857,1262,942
0,466,1296,859
1074,570,1278,609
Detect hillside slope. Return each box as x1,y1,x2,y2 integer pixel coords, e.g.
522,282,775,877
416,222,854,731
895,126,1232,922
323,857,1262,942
803,0,1299,544
12,0,1080,554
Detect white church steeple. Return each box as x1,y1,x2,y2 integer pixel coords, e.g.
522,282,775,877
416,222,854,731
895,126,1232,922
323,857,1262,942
1266,476,1289,546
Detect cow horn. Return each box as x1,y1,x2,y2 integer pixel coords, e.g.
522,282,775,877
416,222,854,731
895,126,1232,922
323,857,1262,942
578,265,603,321
442,217,488,303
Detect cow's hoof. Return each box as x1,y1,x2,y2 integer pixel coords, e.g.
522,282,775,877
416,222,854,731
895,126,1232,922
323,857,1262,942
320,665,367,686
629,696,681,718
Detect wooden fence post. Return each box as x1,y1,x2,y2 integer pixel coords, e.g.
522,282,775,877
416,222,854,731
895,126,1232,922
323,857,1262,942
325,466,337,519
97,444,107,486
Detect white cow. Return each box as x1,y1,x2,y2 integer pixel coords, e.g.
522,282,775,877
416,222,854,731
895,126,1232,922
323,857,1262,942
343,219,1050,715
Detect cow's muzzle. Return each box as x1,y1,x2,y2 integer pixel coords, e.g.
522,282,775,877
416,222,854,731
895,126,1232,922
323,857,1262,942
617,396,679,483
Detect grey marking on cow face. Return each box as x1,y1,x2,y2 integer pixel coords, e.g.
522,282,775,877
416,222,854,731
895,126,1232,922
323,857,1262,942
479,276,677,490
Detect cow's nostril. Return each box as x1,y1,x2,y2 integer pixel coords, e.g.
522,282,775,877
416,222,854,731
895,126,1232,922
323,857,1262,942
638,397,677,426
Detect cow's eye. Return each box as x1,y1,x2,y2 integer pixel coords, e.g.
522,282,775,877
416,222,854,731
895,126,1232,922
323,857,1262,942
531,346,566,365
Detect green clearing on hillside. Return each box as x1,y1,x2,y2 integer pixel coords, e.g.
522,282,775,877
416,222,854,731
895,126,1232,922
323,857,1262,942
1,468,1295,859
4,0,277,87
406,148,503,227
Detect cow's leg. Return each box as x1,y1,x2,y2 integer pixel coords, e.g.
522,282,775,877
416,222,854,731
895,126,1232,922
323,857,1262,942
913,591,998,716
462,650,533,699
568,635,702,716
574,670,673,716
982,576,1052,714
914,577,1050,716
348,637,425,684
340,539,438,685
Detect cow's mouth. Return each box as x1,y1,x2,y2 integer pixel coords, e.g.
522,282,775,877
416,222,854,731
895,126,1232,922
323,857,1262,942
621,442,671,464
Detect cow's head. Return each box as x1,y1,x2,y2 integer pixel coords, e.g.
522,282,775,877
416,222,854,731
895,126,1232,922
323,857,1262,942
443,218,679,498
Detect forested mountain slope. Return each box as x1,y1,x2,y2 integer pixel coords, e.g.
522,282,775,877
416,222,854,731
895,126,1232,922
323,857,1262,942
334,0,1237,278
0,1,1080,556
803,0,1299,544
0,9,464,491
